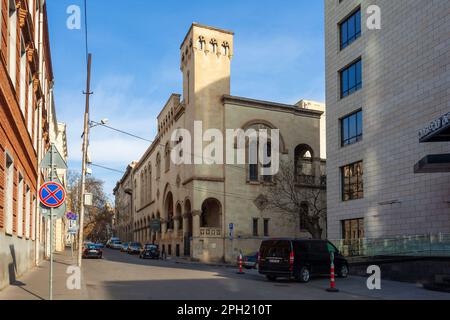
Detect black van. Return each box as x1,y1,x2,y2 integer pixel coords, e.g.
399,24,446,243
258,238,349,283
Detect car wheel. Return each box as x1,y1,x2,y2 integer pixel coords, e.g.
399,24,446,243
338,264,349,278
266,275,277,281
298,266,311,283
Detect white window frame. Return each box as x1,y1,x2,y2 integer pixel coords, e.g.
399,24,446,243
19,33,27,115
5,152,14,235
25,185,30,239
8,0,17,87
31,196,36,240
17,172,24,237
27,72,33,135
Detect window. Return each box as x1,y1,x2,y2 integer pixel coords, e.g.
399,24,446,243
25,185,30,238
8,0,17,87
262,142,272,182
19,34,26,114
17,173,24,237
5,153,14,234
156,153,161,179
294,145,315,184
341,161,363,201
340,59,362,98
31,196,36,240
340,8,361,49
342,218,365,240
252,218,258,237
263,219,269,237
341,110,363,146
165,143,170,172
27,73,33,135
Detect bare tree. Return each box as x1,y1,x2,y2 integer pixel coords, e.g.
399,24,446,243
66,171,113,241
261,160,326,239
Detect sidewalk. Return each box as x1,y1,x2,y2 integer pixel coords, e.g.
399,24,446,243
0,249,88,300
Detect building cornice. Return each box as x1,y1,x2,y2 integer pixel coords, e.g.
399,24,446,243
222,95,323,118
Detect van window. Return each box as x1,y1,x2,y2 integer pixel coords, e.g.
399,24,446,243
260,240,291,258
310,241,328,253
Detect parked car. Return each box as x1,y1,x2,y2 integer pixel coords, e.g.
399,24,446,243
127,242,143,254
106,237,120,248
110,240,122,250
82,243,103,259
258,238,349,283
94,242,105,249
120,243,129,252
139,244,160,259
237,252,259,269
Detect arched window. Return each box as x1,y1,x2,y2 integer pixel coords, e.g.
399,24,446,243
222,41,230,55
140,172,145,207
295,145,315,184
156,153,161,179
198,36,205,50
147,164,152,202
165,143,170,172
244,123,275,183
210,38,218,53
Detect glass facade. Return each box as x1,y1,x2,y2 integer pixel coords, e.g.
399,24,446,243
341,161,363,201
341,110,363,146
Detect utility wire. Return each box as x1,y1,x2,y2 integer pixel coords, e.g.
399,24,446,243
90,163,125,174
83,0,89,66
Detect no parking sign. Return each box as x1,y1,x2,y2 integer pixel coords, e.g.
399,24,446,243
39,181,66,208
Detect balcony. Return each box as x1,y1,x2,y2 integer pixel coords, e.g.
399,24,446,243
200,228,222,238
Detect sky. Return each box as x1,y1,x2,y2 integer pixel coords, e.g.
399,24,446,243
46,0,325,200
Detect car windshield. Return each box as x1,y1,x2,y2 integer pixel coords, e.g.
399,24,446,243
86,244,97,249
131,243,141,247
145,244,158,250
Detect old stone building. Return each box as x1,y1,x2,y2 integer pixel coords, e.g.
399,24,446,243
0,1,63,290
113,161,136,242
116,23,326,263
325,0,450,245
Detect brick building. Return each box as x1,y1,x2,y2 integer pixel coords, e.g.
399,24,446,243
0,0,59,290
325,0,450,246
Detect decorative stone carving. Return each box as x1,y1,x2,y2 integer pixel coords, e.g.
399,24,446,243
254,194,268,211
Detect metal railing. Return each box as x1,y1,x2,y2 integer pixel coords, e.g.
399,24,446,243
330,233,450,257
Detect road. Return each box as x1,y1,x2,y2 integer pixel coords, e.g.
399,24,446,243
1,248,448,300
81,248,449,300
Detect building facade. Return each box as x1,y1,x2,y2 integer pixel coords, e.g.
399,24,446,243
0,0,62,290
117,23,326,263
325,0,450,244
113,161,136,242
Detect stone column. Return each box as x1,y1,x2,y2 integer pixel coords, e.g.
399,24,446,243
182,214,188,236
174,217,180,236
192,210,201,237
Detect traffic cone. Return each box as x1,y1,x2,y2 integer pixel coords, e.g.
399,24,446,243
237,253,245,274
326,260,339,292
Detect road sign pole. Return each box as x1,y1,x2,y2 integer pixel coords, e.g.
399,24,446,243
49,144,54,301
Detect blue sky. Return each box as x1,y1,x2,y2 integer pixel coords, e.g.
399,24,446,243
46,0,325,200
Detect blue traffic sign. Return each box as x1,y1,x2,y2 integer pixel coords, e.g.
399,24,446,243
66,212,77,220
229,223,234,230
39,181,66,208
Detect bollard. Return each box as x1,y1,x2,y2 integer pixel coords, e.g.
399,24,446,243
236,253,245,274
326,252,339,292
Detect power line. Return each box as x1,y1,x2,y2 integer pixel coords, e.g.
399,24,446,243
83,0,89,66
91,163,126,174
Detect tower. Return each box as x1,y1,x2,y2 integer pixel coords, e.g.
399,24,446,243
180,23,234,132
